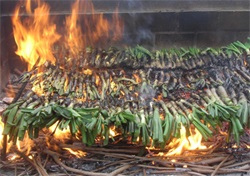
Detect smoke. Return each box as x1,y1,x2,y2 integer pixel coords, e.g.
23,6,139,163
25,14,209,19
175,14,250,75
123,0,154,46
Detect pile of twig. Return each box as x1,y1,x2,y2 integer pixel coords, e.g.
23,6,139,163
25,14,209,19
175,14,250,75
1,40,250,148
1,136,250,176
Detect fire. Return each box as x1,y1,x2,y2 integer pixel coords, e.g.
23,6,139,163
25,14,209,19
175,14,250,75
12,0,123,69
1,116,34,159
63,148,86,158
32,81,44,96
0,119,4,149
16,133,34,155
109,126,116,137
12,0,60,70
65,0,83,56
65,0,123,55
49,123,71,141
166,125,207,156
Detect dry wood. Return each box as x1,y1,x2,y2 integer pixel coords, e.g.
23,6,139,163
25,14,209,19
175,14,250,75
33,154,49,176
14,68,23,76
13,148,48,176
222,159,250,168
122,168,142,175
150,169,189,174
191,167,250,174
92,158,134,172
88,150,216,171
195,156,226,165
42,154,49,167
14,164,17,176
143,168,147,176
187,171,207,176
18,165,33,176
1,135,8,161
137,164,176,170
211,155,230,176
4,87,19,94
109,164,132,176
238,164,250,170
60,144,141,155
221,158,236,167
44,149,109,176
6,85,22,89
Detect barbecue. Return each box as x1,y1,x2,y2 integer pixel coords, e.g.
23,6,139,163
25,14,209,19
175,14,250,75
1,0,250,175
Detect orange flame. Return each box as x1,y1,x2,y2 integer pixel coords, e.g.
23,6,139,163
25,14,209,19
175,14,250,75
12,0,123,69
166,125,207,156
0,119,4,149
65,0,123,55
16,133,34,155
12,0,60,70
49,123,71,142
0,117,34,157
64,148,86,158
65,0,83,56
109,126,116,137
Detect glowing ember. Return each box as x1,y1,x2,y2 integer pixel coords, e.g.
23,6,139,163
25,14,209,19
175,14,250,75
63,148,86,158
166,125,207,156
232,144,238,148
7,154,19,161
12,0,60,70
171,159,177,163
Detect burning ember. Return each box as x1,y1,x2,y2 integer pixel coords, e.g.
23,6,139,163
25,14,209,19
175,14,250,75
1,1,250,175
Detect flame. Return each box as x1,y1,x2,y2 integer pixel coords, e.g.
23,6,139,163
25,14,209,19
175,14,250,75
63,148,86,158
8,154,19,161
65,0,83,56
109,126,116,137
65,0,123,55
12,0,123,69
0,119,4,149
1,118,34,159
166,125,207,156
49,123,71,141
12,0,60,70
16,133,34,155
112,7,124,41
32,81,44,96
